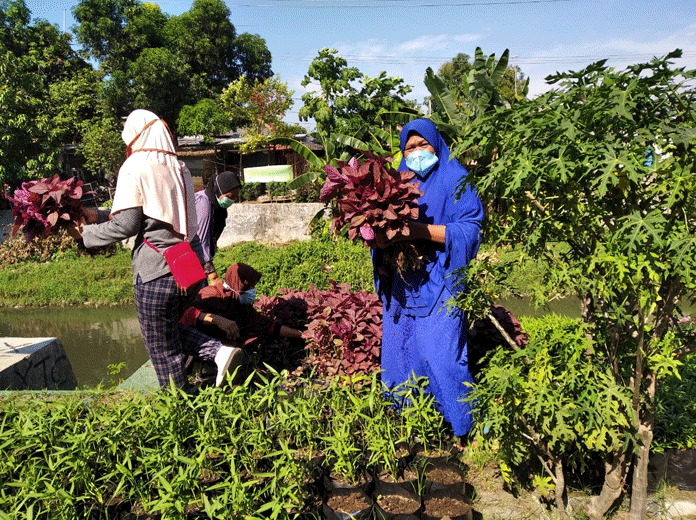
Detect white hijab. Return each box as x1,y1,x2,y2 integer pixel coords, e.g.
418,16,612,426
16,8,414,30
111,109,197,239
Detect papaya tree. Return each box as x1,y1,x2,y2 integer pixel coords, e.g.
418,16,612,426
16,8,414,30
459,50,696,520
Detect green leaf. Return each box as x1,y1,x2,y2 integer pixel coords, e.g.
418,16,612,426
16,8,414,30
270,137,324,169
423,67,464,128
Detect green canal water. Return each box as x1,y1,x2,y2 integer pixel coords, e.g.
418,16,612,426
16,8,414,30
0,306,146,388
5,296,689,388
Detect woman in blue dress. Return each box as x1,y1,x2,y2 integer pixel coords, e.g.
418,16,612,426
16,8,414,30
373,118,484,437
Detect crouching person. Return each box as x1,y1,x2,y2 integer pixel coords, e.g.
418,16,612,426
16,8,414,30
180,263,304,386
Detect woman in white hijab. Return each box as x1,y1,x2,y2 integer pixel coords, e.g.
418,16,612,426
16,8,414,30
71,110,238,392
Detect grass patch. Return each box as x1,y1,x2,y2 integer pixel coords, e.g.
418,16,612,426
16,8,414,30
0,232,551,308
0,235,375,308
0,246,133,307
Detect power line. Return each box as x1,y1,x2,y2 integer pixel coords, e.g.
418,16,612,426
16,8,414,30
154,0,571,7
273,50,696,67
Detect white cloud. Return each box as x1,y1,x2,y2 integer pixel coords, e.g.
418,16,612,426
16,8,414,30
453,33,486,44
398,34,451,53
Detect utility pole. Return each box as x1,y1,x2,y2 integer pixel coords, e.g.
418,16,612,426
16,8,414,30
512,55,519,98
63,10,66,34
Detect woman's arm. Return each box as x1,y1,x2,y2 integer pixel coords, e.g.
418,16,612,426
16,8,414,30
198,312,240,340
374,221,446,248
407,221,446,244
278,325,304,339
81,207,143,248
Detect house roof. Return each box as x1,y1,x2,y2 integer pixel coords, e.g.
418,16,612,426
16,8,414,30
177,133,323,152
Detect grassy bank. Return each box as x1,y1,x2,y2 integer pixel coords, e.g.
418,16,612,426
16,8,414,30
0,234,546,308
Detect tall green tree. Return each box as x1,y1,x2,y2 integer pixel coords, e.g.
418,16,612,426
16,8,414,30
177,98,231,144
234,32,273,83
299,48,361,136
461,50,696,520
164,0,236,94
438,50,527,110
72,0,166,74
220,75,294,151
0,0,90,186
48,68,102,146
72,0,273,128
299,48,412,143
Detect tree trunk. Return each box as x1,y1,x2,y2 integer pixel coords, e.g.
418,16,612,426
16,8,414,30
629,370,656,520
554,459,568,520
586,451,630,520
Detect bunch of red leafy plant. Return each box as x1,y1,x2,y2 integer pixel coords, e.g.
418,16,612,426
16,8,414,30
255,286,528,383
6,175,92,243
320,153,424,272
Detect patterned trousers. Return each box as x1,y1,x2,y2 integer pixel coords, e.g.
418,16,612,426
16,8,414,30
134,275,221,388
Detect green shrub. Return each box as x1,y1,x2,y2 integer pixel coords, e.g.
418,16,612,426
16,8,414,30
240,181,265,201
654,353,696,450
292,178,322,203
469,313,634,488
267,181,290,199
0,372,448,519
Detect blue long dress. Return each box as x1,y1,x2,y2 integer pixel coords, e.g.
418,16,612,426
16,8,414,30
373,119,484,436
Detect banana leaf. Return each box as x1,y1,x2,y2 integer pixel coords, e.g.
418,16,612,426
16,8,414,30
270,137,324,169
424,67,464,128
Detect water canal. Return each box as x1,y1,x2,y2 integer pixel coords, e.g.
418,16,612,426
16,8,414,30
0,297,590,388
0,306,146,387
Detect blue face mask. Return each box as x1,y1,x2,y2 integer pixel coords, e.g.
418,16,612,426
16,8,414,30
217,196,233,209
405,150,438,178
239,288,256,305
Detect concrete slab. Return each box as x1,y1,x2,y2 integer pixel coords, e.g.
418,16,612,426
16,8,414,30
117,359,159,393
0,337,77,390
217,202,327,247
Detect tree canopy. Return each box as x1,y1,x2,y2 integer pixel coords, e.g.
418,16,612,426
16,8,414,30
0,0,276,188
220,75,295,151
461,50,696,520
299,48,413,138
72,0,273,130
438,50,527,109
0,0,92,186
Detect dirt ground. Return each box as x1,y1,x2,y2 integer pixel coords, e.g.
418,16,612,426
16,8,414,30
462,459,696,520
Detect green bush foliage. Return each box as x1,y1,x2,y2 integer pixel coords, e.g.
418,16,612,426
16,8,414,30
654,352,696,451
266,181,290,199
469,313,634,484
240,182,266,202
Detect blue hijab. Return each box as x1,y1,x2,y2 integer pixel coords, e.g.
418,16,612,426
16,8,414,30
375,118,484,317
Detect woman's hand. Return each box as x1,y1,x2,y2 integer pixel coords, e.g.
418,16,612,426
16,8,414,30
66,218,85,241
212,315,239,340
82,208,99,225
207,272,223,286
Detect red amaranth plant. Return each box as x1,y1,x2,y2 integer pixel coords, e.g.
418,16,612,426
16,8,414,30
320,153,424,272
6,175,92,243
255,283,383,378
256,286,526,382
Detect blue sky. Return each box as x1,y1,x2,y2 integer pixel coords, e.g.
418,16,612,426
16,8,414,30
27,0,696,130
